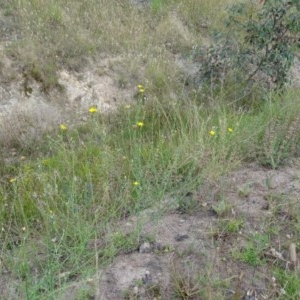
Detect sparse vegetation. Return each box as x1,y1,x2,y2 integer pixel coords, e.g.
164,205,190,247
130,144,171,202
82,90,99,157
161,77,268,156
1,0,300,299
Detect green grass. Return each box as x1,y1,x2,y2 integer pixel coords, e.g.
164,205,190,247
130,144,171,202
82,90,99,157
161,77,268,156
274,269,300,299
1,0,300,298
233,232,269,267
2,91,300,298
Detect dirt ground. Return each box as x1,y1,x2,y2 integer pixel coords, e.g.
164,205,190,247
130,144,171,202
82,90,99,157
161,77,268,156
50,160,300,300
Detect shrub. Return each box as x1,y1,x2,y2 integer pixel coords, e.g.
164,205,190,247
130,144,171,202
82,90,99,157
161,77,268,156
198,0,300,104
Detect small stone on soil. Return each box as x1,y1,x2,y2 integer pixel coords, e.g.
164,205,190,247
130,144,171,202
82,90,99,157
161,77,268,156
139,241,152,253
174,234,189,242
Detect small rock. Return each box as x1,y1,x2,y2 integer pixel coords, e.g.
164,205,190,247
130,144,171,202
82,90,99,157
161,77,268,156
174,234,189,242
142,271,152,284
139,241,152,253
133,286,139,295
261,202,269,210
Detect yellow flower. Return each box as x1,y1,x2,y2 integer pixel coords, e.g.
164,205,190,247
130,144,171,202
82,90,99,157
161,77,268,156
137,84,145,93
125,104,131,109
228,127,234,133
209,130,216,136
137,121,144,127
89,106,98,113
49,210,55,219
60,124,67,131
9,178,16,183
133,181,139,186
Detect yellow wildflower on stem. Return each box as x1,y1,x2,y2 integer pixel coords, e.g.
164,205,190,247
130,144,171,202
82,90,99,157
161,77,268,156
228,127,234,133
209,130,216,136
9,178,16,183
137,84,145,94
133,181,139,186
137,121,144,127
60,124,67,131
89,106,98,113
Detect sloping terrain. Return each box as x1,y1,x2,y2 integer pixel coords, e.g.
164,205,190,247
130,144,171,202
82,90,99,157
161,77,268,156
1,1,300,300
58,160,300,299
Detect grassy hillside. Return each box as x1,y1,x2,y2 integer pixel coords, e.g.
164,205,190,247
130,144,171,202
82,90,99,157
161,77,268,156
1,0,300,299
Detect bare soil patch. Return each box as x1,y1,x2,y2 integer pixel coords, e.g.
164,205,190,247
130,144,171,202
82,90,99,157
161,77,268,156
56,160,300,299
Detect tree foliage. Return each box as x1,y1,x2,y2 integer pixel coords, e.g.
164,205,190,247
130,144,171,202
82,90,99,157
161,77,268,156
199,0,300,100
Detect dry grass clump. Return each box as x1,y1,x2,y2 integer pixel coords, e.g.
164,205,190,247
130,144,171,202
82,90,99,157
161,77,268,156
3,0,210,91
178,0,236,32
0,101,62,152
257,92,300,168
261,114,300,168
